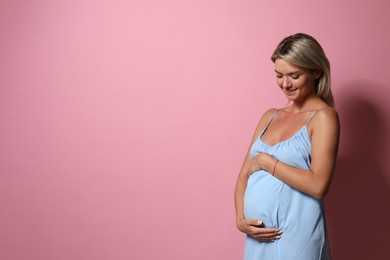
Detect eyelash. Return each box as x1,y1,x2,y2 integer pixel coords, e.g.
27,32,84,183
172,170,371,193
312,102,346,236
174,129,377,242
276,75,300,79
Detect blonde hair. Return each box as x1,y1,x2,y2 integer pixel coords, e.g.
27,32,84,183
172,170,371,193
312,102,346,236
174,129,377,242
271,33,334,107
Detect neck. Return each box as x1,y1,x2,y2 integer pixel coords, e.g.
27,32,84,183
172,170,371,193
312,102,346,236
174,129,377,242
289,95,323,113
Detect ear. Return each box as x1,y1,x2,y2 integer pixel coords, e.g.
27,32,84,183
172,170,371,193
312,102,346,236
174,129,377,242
313,69,321,79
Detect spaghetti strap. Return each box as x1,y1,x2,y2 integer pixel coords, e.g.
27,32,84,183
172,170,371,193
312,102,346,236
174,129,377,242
305,107,327,126
260,109,280,136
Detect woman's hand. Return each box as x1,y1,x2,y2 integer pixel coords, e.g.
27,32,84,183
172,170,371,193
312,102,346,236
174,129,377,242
236,218,282,243
250,153,274,175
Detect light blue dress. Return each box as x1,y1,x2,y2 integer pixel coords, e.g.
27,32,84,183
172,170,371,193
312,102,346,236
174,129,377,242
243,109,331,260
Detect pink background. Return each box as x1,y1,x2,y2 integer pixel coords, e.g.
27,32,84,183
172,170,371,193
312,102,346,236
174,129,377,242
1,1,389,259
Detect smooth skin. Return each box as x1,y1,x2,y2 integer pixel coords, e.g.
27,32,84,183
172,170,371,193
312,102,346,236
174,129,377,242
234,58,340,242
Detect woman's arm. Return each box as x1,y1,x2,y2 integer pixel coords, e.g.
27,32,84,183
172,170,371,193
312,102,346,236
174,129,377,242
234,109,282,242
251,108,340,199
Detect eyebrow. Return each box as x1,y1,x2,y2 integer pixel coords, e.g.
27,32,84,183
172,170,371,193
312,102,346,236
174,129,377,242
274,69,302,74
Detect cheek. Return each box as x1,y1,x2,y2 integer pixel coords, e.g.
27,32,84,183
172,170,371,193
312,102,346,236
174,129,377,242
292,78,306,87
298,78,314,90
291,80,301,87
276,78,282,86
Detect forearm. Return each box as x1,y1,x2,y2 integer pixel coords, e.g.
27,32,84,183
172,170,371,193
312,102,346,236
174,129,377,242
234,172,248,223
275,161,329,199
262,157,333,199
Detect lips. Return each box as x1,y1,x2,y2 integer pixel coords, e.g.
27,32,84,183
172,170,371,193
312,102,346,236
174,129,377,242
284,88,297,95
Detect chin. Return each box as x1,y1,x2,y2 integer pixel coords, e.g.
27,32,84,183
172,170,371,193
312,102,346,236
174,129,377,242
285,96,297,102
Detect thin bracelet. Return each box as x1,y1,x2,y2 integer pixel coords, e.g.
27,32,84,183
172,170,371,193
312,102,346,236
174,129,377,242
272,160,279,176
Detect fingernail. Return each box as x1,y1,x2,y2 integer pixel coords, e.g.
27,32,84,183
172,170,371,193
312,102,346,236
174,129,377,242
257,220,262,225
276,235,281,239
278,231,283,235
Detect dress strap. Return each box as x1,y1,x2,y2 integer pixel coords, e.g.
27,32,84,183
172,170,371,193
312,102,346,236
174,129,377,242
305,107,326,126
260,109,280,136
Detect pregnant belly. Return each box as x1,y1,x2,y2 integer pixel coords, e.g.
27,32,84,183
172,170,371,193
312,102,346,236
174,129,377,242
244,170,286,228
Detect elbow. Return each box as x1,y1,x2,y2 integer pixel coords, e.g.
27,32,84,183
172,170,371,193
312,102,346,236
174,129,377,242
311,185,330,200
312,192,326,200
309,172,332,199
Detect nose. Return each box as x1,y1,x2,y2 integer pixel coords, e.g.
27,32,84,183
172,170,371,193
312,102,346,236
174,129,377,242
281,76,291,88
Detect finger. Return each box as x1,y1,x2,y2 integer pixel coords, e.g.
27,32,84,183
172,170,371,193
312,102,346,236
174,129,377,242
251,230,282,239
248,226,282,239
257,237,280,243
250,226,281,234
252,232,282,240
246,219,263,227
253,233,282,242
252,235,279,243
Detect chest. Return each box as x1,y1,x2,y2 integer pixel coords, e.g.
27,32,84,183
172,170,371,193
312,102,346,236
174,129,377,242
251,127,312,169
261,112,313,147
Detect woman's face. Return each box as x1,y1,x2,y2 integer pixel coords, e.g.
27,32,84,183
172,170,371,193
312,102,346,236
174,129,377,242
274,58,320,103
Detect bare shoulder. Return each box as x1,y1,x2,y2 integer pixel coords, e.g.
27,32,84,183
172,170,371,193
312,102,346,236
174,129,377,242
251,108,278,142
258,108,279,129
314,107,339,125
263,108,279,120
309,107,340,136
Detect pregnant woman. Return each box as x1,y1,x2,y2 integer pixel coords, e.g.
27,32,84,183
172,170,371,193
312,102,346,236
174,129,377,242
234,33,340,260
